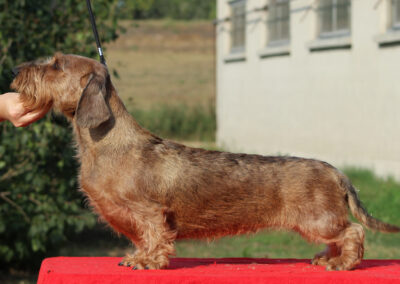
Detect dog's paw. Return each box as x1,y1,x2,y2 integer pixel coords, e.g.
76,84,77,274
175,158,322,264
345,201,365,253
324,257,356,271
311,256,328,267
325,263,346,271
118,255,135,267
311,252,329,266
118,253,169,270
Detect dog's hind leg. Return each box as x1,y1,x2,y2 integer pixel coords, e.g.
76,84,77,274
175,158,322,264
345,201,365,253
311,243,340,267
311,222,364,270
324,223,365,271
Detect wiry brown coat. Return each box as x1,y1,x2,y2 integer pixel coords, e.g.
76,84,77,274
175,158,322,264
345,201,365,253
11,53,400,271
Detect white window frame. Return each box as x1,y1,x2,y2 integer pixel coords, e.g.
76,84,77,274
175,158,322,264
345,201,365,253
229,0,246,53
317,0,351,39
267,0,290,46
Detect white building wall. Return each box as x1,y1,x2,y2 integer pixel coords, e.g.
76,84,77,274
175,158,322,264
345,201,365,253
216,0,400,180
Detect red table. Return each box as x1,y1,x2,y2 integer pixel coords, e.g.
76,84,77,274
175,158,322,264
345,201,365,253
37,257,400,284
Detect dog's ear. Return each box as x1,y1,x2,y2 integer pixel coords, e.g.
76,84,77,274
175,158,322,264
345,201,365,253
76,72,111,128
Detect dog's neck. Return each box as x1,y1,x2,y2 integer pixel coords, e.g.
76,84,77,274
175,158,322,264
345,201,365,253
72,86,151,159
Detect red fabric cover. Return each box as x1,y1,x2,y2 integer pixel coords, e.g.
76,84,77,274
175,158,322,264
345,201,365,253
37,257,400,284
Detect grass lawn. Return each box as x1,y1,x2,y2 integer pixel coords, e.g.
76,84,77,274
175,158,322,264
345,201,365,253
105,20,215,111
106,20,216,141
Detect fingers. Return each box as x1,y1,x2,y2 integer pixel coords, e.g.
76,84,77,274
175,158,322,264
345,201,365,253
11,104,52,127
1,92,52,127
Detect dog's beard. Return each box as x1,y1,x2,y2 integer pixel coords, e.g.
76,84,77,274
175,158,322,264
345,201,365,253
11,70,53,111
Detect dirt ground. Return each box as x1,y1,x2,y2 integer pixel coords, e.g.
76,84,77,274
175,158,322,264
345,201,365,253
105,20,216,111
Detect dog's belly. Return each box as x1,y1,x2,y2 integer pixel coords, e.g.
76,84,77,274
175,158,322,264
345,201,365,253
174,221,270,240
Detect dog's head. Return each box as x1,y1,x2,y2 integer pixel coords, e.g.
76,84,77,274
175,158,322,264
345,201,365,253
11,53,111,128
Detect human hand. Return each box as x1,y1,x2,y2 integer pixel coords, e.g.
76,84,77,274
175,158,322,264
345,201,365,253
0,92,51,127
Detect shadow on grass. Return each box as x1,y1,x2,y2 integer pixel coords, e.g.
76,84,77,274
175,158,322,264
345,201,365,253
58,224,132,258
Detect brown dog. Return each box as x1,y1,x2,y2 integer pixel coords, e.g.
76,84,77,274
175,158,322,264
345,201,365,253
11,53,399,271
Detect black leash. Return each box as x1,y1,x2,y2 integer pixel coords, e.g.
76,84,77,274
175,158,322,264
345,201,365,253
86,0,106,66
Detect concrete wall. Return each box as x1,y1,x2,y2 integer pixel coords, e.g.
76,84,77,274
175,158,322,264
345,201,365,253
216,0,400,180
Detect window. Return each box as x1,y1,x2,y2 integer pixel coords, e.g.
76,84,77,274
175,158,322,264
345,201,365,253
267,0,290,45
317,0,351,38
230,0,246,53
391,0,400,29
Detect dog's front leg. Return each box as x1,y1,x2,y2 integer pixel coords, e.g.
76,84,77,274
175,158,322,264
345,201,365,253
118,202,177,270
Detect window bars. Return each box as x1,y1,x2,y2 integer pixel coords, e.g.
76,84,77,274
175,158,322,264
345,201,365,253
318,0,351,38
267,0,290,45
230,0,246,53
391,0,400,29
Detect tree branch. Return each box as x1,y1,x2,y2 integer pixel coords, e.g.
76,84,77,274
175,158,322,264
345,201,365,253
0,191,30,223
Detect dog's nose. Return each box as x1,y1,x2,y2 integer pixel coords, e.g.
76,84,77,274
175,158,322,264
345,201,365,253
12,67,20,77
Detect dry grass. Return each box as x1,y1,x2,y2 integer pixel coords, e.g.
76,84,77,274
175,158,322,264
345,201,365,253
105,20,216,111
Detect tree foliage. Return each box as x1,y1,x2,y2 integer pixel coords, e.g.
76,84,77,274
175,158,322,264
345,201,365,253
0,118,96,268
0,0,121,269
0,0,120,90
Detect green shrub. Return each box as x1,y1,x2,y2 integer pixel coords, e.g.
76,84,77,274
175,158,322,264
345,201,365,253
0,117,96,269
132,103,216,141
0,0,123,269
0,0,121,91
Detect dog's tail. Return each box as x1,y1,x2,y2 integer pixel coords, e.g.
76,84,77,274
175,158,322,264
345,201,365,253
341,175,400,233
